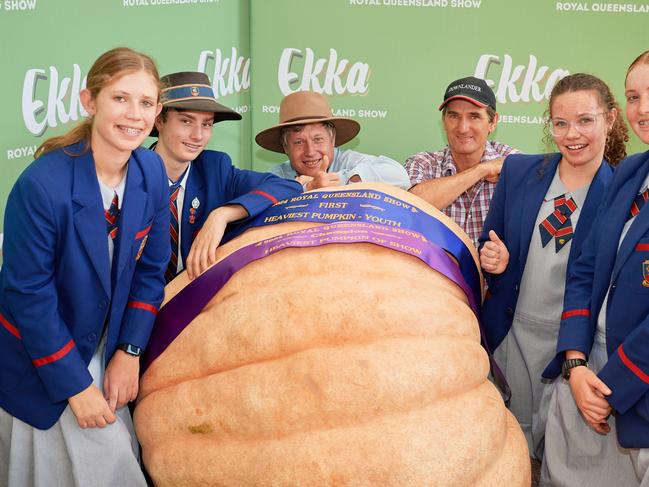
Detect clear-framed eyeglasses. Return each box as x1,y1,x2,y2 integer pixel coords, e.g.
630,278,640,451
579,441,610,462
548,112,607,137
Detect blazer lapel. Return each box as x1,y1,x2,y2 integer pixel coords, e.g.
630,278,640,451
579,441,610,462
612,165,649,283
114,154,147,284
72,151,111,297
517,154,560,275
568,162,612,265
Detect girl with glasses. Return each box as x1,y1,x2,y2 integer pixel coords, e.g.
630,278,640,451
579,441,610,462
542,52,649,486
0,47,169,486
478,73,627,468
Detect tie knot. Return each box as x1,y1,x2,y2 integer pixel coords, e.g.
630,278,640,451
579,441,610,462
169,183,181,201
105,192,119,239
629,188,649,220
554,194,577,218
539,193,577,252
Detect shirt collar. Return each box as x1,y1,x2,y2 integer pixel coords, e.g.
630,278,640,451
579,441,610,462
639,171,649,194
544,166,567,201
480,140,500,162
168,163,191,191
442,141,499,176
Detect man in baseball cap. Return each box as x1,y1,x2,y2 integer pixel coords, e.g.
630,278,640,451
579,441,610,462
256,91,409,190
151,71,302,281
404,76,520,248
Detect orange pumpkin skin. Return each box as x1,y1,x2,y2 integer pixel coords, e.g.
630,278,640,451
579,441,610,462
136,184,530,486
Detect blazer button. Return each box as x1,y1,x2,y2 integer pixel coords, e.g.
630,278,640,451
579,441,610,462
98,300,107,309
506,307,514,316
88,332,97,341
514,284,519,292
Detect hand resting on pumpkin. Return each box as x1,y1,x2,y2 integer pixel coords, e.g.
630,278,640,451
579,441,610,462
103,348,140,412
186,204,249,280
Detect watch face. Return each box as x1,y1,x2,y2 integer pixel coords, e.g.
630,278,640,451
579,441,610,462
119,343,142,356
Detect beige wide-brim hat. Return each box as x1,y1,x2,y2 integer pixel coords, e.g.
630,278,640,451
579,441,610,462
255,91,361,153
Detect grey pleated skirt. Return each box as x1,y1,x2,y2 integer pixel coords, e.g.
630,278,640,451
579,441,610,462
0,336,146,487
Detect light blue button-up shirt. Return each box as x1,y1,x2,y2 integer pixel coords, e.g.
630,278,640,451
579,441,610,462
270,148,410,189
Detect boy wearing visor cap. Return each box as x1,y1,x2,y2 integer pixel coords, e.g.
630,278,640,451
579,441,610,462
405,76,520,248
151,72,302,281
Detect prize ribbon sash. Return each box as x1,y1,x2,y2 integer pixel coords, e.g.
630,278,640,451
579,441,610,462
227,189,480,304
142,220,480,372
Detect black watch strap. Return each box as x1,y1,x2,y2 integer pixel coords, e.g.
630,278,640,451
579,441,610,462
117,343,142,357
562,358,588,380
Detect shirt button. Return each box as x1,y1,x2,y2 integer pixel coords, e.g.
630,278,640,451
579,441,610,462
98,300,107,309
88,332,97,341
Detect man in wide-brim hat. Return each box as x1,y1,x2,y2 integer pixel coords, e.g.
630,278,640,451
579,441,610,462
256,91,409,190
152,71,302,281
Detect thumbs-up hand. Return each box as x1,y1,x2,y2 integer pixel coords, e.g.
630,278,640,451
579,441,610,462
321,154,331,172
304,155,341,189
480,230,509,275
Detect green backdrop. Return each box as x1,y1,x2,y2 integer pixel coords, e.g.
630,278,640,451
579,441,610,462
1,0,647,253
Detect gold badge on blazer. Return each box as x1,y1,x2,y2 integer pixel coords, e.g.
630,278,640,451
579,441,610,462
643,259,649,287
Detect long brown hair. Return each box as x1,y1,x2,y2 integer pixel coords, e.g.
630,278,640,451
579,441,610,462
626,50,649,82
35,47,161,158
542,73,629,167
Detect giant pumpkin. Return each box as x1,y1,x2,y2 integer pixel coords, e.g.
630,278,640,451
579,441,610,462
135,183,530,486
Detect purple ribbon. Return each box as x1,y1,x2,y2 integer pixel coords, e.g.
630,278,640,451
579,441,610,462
226,188,481,309
142,222,479,372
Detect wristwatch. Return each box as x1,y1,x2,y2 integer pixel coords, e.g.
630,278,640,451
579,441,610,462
561,358,588,380
117,343,143,357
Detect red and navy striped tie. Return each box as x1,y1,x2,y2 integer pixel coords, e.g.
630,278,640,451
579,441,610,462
628,188,649,221
105,192,119,240
539,194,577,252
165,181,182,283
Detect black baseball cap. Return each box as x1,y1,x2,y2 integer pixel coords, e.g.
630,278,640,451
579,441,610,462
438,76,497,111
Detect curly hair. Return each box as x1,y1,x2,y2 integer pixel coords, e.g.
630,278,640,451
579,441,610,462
542,73,629,167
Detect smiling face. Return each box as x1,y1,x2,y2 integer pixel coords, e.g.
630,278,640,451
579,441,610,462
154,109,215,177
82,70,160,160
625,63,649,144
284,123,336,177
442,100,497,164
550,89,613,170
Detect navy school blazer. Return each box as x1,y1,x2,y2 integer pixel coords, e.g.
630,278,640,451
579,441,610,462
0,143,169,429
547,150,649,448
479,153,613,352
